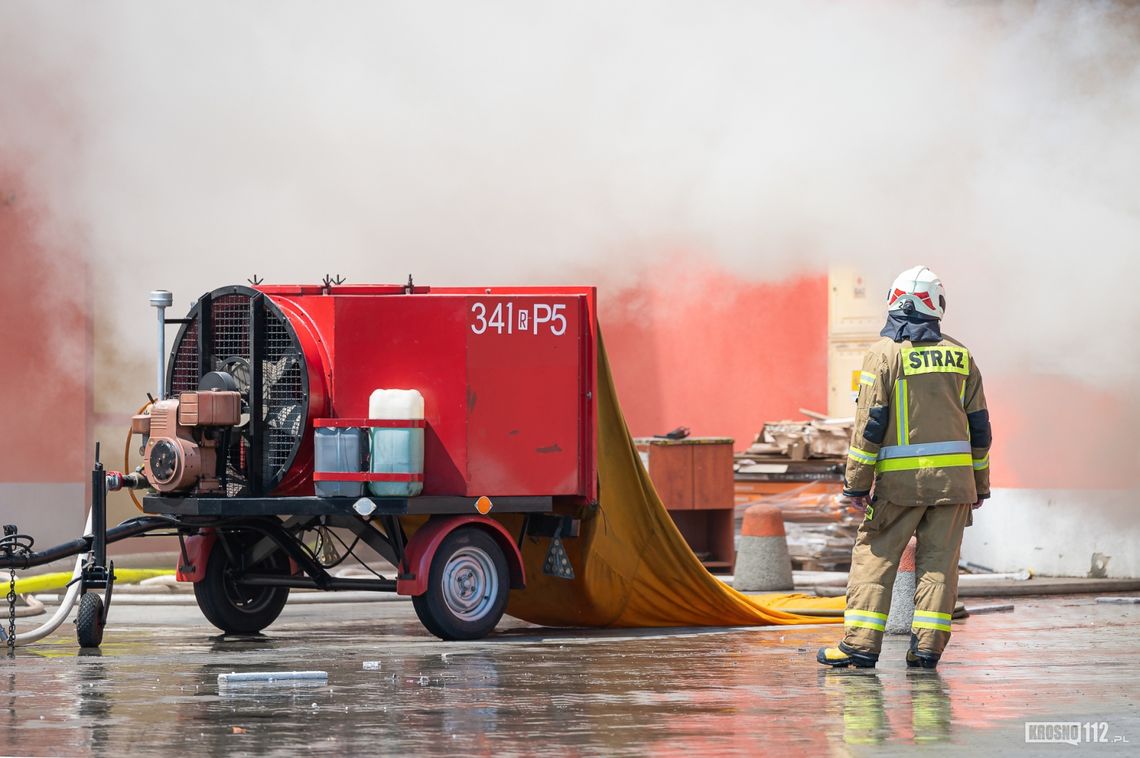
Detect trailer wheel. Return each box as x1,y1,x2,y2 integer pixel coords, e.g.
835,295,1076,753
194,535,289,634
412,527,509,641
76,593,105,649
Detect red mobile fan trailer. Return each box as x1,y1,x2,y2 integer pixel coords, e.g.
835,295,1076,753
0,282,598,647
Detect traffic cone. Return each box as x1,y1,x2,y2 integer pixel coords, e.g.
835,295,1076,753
886,537,917,634
733,505,794,592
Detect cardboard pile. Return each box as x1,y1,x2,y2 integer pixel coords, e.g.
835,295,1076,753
739,414,853,463
733,411,857,570
734,414,850,482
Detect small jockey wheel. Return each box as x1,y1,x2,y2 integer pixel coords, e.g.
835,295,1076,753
75,559,115,649
76,593,105,648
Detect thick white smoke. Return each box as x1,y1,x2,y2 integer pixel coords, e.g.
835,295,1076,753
1,0,1138,394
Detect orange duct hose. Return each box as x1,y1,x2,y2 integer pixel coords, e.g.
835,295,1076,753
124,402,152,512
497,333,845,628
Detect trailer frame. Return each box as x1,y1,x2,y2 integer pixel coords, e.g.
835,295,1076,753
1,454,582,648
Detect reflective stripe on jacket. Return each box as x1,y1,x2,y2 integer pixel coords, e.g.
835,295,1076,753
843,334,991,506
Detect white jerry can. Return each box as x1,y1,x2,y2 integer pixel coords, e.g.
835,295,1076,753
368,389,425,497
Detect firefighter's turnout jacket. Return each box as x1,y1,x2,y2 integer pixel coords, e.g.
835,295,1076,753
843,334,991,506
838,330,992,657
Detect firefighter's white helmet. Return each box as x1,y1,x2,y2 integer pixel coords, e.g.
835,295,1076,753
887,265,945,319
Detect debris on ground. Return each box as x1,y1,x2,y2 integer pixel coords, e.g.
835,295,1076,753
733,482,856,571
733,413,854,571
739,414,854,462
218,671,329,686
962,604,1015,615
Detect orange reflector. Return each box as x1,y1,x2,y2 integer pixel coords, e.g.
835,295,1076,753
475,496,493,515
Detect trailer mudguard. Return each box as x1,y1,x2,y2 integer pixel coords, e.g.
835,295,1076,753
396,515,525,596
176,529,217,583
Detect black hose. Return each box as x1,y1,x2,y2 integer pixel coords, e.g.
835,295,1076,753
0,516,176,570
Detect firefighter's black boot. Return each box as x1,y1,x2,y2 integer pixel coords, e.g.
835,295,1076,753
817,641,879,668
906,634,940,669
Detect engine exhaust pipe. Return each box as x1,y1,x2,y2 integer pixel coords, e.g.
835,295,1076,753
149,290,173,400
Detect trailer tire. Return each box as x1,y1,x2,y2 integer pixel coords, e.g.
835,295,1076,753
194,535,289,635
412,527,509,641
76,593,105,649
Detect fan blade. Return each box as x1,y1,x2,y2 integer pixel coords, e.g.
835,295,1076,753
267,404,304,436
263,355,296,388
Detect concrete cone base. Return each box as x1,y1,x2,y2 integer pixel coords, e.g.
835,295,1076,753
886,537,918,634
734,535,794,592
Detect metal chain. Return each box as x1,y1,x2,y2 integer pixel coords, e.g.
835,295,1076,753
6,568,15,650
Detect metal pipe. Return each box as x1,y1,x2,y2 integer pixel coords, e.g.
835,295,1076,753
150,290,173,400
92,454,106,568
236,574,396,592
0,517,174,570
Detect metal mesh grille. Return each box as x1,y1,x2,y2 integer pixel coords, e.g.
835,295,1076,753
263,313,305,483
170,321,199,395
166,289,307,495
211,294,252,372
211,294,255,496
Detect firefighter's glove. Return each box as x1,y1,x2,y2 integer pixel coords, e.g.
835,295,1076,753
846,496,868,515
971,498,984,510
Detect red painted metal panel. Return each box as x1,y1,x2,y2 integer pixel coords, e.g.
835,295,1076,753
331,295,471,495
256,286,598,500
442,286,598,501
464,294,585,496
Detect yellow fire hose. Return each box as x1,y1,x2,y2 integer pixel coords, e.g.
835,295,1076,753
14,568,175,596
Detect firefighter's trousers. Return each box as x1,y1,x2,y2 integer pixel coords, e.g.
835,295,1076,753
843,500,971,656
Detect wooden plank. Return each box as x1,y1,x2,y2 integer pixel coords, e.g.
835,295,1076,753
693,442,734,510
647,443,693,510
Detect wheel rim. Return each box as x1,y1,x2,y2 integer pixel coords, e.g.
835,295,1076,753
221,545,283,614
440,546,499,622
222,570,279,613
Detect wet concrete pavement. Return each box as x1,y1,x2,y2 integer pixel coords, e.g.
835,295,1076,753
2,594,1137,756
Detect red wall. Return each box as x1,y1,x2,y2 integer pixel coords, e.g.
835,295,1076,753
0,171,90,483
599,269,1126,491
600,266,828,450
9,190,1095,497
985,376,1132,490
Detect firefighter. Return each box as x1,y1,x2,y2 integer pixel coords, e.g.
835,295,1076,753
817,265,991,669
